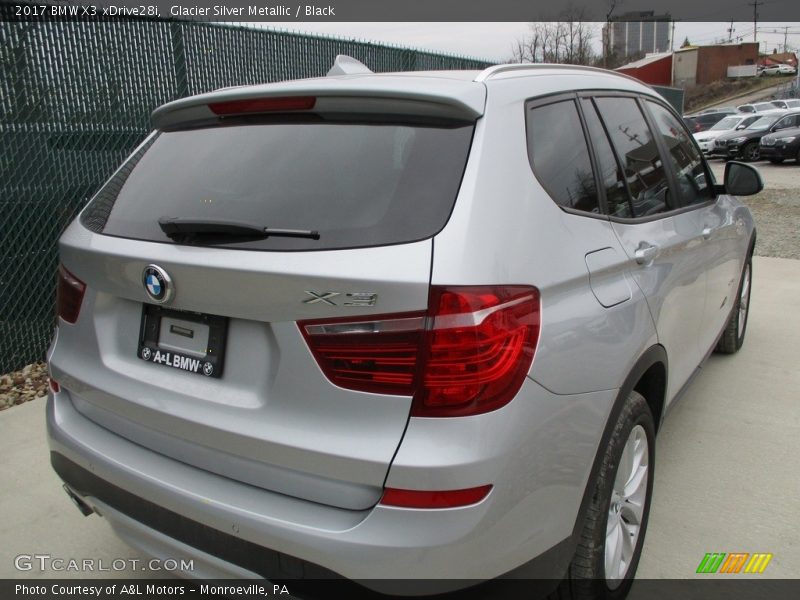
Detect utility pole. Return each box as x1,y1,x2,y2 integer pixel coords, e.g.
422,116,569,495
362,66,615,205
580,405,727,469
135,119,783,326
671,19,676,51
727,20,734,42
749,1,763,42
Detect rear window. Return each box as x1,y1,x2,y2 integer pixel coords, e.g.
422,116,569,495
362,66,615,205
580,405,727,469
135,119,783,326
81,118,474,251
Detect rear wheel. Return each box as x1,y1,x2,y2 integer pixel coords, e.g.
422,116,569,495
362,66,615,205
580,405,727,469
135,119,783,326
558,391,655,600
715,253,752,354
741,142,760,162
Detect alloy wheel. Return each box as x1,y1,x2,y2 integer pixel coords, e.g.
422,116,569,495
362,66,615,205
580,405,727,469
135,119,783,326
738,262,751,335
743,143,760,161
605,424,649,588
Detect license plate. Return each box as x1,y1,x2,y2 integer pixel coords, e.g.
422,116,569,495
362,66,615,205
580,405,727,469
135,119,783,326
137,305,228,378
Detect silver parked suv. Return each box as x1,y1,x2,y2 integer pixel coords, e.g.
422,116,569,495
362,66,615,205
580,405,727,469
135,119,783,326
47,57,760,598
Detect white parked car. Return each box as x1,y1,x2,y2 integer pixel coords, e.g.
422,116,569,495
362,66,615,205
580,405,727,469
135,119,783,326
771,99,800,110
761,63,797,76
737,102,783,113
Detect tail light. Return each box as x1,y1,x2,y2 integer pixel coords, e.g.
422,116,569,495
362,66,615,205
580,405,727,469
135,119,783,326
299,286,540,417
56,264,86,324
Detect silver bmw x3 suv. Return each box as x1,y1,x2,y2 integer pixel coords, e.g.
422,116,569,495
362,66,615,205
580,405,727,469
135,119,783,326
47,57,760,598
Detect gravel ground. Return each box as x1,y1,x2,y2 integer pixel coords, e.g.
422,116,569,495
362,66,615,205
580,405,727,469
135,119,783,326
709,160,800,260
1,162,797,411
0,362,49,411
744,188,800,260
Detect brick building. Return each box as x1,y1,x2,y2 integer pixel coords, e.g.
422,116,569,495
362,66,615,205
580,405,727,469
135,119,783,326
673,43,758,87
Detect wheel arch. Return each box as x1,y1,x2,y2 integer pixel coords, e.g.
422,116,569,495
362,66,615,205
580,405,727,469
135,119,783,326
570,344,667,541
501,345,669,583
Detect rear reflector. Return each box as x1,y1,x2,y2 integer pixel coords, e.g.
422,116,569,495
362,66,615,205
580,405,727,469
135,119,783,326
209,96,316,116
380,485,492,509
299,286,540,417
56,265,86,325
49,378,60,393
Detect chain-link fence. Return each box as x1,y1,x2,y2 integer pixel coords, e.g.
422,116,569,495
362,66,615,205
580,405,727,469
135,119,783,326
0,18,492,373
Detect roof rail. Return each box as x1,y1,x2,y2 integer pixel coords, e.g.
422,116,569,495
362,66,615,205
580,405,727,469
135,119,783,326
475,63,643,85
327,55,373,76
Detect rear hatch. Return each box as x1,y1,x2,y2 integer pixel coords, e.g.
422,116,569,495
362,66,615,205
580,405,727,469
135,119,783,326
51,79,480,510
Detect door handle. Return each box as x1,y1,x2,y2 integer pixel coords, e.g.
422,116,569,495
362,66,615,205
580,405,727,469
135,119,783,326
702,226,713,240
634,242,658,265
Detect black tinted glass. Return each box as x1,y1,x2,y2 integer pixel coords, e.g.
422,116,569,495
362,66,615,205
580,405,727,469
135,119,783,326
595,97,675,218
775,114,800,129
646,101,714,207
527,100,600,214
82,120,474,250
581,99,632,218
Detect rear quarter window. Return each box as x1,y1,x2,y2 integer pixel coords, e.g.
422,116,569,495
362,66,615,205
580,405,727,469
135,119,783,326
526,98,600,215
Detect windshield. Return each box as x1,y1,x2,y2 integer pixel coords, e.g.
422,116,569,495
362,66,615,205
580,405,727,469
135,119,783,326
710,116,741,131
747,116,779,131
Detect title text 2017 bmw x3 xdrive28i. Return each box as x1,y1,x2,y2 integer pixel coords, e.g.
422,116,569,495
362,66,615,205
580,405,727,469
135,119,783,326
47,57,761,598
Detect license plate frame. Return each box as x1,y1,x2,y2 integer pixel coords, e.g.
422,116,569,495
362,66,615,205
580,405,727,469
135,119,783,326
137,305,228,378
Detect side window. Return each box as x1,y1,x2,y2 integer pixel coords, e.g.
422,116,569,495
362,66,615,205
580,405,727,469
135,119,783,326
526,99,600,214
580,98,633,218
594,97,676,218
645,101,714,207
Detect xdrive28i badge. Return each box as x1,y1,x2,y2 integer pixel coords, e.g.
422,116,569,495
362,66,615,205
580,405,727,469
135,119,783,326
142,265,173,304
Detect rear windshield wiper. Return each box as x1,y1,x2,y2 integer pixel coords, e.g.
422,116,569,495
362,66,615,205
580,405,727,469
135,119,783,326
158,217,320,240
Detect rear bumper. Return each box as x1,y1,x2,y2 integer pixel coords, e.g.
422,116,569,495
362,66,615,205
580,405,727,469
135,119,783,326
47,380,616,588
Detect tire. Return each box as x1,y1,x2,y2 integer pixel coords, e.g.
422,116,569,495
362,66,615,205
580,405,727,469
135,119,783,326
557,391,655,600
715,252,753,354
769,158,784,164
796,148,800,164
741,142,760,162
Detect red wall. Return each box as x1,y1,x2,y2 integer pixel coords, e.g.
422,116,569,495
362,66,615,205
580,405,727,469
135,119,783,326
618,55,673,86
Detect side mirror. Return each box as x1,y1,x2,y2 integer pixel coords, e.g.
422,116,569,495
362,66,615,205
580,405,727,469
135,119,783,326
724,161,764,196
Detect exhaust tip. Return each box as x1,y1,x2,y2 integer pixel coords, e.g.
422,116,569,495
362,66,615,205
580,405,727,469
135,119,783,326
63,484,94,517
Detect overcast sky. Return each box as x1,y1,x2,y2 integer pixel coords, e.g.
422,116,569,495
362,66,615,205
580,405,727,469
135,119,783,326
257,22,800,63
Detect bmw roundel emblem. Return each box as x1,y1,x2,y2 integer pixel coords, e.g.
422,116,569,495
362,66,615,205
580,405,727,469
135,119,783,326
142,264,173,304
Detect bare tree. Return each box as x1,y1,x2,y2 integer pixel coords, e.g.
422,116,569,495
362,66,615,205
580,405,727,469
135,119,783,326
509,7,598,66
